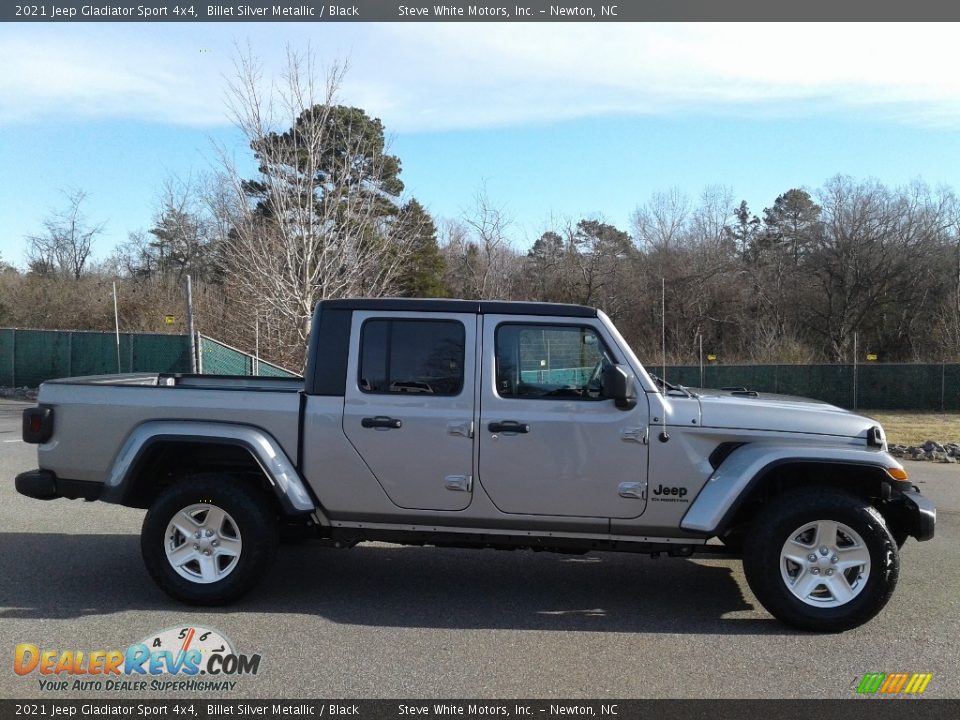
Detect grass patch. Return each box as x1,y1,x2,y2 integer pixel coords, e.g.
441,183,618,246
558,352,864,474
865,412,960,446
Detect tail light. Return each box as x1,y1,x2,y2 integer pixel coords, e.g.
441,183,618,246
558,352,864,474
22,406,53,444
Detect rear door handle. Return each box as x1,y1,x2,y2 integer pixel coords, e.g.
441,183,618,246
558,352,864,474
488,421,530,434
361,416,402,429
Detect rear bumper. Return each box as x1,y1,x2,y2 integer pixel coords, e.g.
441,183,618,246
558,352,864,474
900,489,936,542
15,469,102,502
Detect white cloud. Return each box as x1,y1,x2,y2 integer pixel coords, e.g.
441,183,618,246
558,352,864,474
0,27,229,125
3,23,960,131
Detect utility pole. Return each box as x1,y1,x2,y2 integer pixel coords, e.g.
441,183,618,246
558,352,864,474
698,332,704,388
853,331,858,410
112,282,121,373
186,275,197,374
254,315,260,377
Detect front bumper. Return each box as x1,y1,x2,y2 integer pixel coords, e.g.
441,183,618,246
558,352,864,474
900,489,936,542
15,469,101,502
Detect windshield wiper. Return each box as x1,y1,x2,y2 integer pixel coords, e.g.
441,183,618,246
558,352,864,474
648,373,695,398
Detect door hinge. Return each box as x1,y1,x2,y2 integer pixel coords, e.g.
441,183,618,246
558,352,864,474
621,426,648,444
445,475,472,492
447,420,474,438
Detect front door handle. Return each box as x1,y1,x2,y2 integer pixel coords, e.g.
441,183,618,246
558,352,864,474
361,416,402,429
445,475,472,492
488,421,530,434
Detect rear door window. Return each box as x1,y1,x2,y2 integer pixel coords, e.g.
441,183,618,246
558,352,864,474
359,319,465,396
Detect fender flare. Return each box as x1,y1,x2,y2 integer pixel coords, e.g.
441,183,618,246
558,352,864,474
100,420,315,514
680,443,903,536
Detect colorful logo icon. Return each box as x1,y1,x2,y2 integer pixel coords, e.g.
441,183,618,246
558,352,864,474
855,672,933,695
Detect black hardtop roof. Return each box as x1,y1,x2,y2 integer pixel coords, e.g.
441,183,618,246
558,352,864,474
318,298,597,318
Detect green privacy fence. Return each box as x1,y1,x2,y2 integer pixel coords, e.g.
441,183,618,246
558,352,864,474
661,363,960,411
0,327,954,408
0,328,297,387
520,362,960,411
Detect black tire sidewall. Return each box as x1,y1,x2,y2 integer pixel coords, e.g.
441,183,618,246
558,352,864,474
141,475,278,605
743,489,899,632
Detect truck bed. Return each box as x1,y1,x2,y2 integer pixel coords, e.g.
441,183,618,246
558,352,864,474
48,373,303,392
37,374,304,484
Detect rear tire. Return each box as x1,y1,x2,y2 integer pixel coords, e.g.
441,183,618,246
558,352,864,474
742,487,899,632
141,474,278,605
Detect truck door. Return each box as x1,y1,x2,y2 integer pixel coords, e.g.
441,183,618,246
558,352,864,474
477,316,649,519
342,311,477,511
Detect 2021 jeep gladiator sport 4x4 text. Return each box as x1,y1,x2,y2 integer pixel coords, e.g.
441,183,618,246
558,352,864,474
16,299,935,631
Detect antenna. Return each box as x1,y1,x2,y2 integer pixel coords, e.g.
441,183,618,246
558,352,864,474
659,277,669,442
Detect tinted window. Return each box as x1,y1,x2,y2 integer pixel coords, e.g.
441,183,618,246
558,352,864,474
360,320,465,396
495,324,612,400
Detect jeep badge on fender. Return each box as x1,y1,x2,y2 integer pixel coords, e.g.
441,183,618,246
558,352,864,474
651,485,689,500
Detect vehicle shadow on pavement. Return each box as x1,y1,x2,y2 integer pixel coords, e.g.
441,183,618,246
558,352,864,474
0,533,792,635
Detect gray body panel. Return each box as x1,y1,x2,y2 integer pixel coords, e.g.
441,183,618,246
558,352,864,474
36,378,301,485
341,310,478,512
476,314,650,520
28,306,909,544
696,391,877,438
102,419,314,512
680,442,901,534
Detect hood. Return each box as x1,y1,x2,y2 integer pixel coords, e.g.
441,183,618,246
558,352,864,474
691,388,876,439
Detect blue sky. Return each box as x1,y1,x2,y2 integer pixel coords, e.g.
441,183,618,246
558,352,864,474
3,23,960,265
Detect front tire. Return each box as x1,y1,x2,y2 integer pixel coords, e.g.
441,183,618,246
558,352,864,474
141,474,279,605
742,488,899,632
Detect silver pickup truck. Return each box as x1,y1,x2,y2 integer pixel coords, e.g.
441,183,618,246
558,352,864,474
16,299,934,631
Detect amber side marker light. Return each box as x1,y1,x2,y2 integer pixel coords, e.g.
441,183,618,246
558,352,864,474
886,467,909,481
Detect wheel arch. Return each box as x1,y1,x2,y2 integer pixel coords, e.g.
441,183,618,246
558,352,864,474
681,444,907,539
714,460,895,539
101,421,316,516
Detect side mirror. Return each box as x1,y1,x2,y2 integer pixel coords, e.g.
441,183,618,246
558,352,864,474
601,365,637,410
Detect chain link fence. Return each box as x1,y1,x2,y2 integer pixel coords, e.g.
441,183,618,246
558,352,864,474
197,334,296,377
0,328,297,388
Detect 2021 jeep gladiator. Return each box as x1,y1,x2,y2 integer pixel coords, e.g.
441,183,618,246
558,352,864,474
16,299,935,631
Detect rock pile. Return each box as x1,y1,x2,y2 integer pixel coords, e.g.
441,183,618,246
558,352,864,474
888,441,960,463
0,387,38,401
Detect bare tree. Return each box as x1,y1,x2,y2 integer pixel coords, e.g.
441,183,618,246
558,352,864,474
216,46,420,365
115,175,219,285
461,187,515,299
805,177,947,360
631,188,689,252
26,189,103,280
442,188,520,300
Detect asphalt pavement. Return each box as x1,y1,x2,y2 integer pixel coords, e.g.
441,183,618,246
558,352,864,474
0,397,957,699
